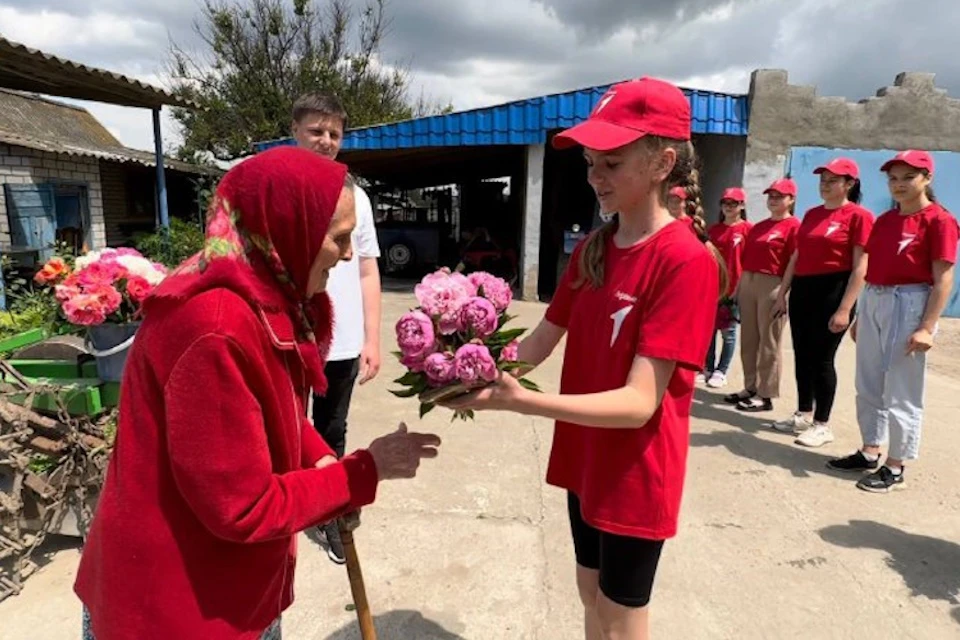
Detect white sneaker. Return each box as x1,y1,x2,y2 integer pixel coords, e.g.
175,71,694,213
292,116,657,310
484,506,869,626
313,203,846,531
695,372,707,384
795,423,834,448
707,371,727,388
771,413,812,434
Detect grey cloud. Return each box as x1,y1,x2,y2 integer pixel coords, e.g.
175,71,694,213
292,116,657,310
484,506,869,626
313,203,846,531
534,0,740,37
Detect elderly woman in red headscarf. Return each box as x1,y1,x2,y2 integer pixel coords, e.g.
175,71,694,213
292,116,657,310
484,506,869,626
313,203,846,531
74,147,441,640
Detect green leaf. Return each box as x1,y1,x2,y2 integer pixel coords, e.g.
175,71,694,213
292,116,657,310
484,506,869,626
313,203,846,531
393,371,423,386
518,378,542,393
420,402,436,419
389,386,420,398
498,313,516,329
489,327,525,345
391,350,404,362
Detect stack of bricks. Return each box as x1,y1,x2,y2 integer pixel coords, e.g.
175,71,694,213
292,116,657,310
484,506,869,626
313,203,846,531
0,144,107,250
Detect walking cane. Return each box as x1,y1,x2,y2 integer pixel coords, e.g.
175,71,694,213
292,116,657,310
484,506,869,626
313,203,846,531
338,520,377,640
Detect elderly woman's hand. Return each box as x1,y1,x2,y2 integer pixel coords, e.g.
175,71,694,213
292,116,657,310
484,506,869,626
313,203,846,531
367,422,441,480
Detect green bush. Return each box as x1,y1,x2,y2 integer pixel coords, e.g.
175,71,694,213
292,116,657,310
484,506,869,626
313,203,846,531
134,217,206,268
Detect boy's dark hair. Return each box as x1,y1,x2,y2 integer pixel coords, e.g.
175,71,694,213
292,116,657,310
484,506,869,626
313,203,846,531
292,93,348,128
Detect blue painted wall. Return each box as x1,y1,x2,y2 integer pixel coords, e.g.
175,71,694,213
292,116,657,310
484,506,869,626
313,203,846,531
787,146,960,317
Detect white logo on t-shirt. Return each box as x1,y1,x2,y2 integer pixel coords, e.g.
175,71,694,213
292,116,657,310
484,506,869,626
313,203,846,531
733,235,744,247
825,222,842,237
767,231,782,242
898,234,917,255
610,305,634,347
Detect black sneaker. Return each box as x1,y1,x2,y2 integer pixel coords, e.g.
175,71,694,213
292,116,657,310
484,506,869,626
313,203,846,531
736,397,773,412
724,390,755,405
857,466,905,493
323,522,346,565
827,451,881,473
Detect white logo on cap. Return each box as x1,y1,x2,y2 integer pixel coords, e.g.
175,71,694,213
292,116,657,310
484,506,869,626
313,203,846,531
595,92,616,114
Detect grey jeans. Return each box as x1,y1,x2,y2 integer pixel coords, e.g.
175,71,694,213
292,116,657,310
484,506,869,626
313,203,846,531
82,607,282,639
855,284,932,461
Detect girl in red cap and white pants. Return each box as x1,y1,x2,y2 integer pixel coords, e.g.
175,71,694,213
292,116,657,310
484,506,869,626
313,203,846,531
774,158,874,447
443,77,724,640
726,179,800,413
701,188,752,388
828,151,958,492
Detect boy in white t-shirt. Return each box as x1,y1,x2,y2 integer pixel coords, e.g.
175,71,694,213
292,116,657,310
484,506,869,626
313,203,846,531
292,93,382,564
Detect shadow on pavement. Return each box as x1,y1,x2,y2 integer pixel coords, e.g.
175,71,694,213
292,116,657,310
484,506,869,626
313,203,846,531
324,610,468,639
691,387,776,434
819,520,960,625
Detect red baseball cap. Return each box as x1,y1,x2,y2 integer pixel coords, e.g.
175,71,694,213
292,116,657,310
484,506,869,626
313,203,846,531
814,157,860,179
721,187,746,203
764,178,797,197
552,77,691,151
881,150,935,174
669,186,688,200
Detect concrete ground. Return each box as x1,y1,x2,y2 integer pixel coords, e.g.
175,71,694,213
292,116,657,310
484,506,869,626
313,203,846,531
3,292,960,640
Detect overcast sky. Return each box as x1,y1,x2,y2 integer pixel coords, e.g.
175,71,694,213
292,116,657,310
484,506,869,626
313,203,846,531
2,0,959,152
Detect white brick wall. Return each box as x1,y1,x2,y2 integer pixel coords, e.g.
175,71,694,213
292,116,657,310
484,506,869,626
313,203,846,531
0,145,106,251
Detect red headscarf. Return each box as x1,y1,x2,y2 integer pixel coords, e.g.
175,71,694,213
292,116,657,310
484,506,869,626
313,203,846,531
147,146,348,394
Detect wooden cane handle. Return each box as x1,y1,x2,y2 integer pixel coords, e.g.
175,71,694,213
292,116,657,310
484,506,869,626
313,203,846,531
339,526,378,640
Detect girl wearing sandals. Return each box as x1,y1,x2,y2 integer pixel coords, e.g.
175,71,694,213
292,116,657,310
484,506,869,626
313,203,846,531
828,150,958,492
725,179,799,413
700,188,752,389
442,77,725,640
773,158,874,447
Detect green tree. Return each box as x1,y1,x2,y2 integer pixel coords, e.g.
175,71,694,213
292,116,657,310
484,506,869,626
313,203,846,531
169,0,450,161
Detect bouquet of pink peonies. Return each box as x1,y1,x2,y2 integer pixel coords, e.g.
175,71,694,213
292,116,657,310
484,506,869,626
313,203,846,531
392,268,539,420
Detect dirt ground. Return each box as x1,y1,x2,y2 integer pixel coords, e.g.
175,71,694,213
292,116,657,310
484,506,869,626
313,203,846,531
929,318,960,380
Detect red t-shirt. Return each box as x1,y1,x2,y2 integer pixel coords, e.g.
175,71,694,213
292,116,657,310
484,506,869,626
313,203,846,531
708,219,753,297
794,203,874,276
741,216,800,278
544,220,719,539
865,203,960,286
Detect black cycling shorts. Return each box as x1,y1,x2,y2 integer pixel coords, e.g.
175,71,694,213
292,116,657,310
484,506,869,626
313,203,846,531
568,492,665,608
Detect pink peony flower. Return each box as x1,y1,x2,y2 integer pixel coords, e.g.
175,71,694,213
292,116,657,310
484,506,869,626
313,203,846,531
455,343,498,386
468,271,513,312
395,310,436,360
501,340,519,363
423,352,457,387
415,269,476,335
457,296,499,338
86,283,123,316
401,353,427,373
76,261,126,286
125,276,152,304
62,294,108,326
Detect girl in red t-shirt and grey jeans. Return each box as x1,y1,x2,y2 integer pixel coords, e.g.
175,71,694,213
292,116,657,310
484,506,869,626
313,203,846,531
443,77,725,639
828,151,959,492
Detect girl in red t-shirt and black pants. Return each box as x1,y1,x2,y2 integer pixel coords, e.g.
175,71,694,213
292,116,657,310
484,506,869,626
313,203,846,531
444,77,724,639
828,151,958,492
726,179,799,413
774,158,874,448
701,188,752,389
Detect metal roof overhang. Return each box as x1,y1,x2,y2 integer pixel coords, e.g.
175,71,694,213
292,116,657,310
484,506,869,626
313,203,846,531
340,145,526,189
0,37,194,110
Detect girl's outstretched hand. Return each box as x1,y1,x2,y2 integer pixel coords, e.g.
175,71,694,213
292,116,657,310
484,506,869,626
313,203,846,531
439,372,528,413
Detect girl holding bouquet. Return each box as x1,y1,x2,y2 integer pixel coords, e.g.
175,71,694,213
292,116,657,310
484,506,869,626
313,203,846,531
444,77,724,640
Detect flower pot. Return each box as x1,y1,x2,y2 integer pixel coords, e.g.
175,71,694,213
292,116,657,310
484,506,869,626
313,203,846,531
86,322,140,383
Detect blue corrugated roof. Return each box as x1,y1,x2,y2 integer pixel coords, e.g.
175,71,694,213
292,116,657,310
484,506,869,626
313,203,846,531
254,81,748,153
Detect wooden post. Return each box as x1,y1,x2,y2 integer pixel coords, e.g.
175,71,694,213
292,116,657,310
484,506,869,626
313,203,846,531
338,525,377,640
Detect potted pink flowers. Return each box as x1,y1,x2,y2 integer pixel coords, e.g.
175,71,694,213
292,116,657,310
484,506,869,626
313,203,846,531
392,268,538,419
35,248,167,382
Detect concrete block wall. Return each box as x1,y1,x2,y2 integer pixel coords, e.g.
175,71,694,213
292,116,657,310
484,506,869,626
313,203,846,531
0,144,106,250
743,69,960,209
